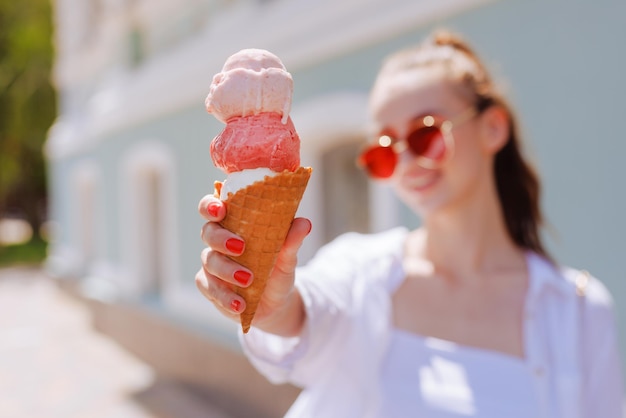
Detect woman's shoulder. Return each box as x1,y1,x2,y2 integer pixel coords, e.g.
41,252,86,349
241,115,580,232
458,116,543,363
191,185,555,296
528,252,615,310
559,265,615,309
528,254,617,335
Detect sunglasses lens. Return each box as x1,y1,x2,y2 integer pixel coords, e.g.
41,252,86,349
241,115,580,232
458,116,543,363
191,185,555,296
359,146,397,178
407,126,447,161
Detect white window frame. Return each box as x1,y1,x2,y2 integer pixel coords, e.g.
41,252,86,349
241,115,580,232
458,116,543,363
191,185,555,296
120,141,179,297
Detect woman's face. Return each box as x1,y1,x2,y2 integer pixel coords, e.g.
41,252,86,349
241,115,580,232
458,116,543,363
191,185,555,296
369,68,494,218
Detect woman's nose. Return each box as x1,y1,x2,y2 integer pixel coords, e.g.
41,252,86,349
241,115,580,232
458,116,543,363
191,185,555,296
396,148,426,174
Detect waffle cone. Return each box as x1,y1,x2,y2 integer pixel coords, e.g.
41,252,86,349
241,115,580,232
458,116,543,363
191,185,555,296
214,166,312,333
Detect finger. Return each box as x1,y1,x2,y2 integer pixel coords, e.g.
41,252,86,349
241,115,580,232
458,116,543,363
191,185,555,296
198,195,225,221
201,247,253,288
200,222,246,256
195,268,246,316
273,217,312,278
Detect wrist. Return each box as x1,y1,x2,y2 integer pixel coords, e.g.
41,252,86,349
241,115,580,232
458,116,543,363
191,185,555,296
255,289,305,337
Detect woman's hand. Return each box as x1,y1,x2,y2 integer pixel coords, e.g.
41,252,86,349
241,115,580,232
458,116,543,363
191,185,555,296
196,194,311,337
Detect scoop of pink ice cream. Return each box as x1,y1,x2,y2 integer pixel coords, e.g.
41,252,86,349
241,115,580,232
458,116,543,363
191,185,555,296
210,113,300,174
205,49,293,124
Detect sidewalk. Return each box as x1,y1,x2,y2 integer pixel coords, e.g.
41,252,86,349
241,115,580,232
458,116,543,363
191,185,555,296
0,267,235,418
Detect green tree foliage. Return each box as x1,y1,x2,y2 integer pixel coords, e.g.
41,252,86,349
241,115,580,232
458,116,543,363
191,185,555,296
0,0,56,239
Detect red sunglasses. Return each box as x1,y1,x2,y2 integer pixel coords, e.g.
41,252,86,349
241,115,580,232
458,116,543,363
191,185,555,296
357,106,478,179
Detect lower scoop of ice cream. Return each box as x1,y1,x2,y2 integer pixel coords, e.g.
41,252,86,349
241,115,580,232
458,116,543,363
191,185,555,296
210,112,300,174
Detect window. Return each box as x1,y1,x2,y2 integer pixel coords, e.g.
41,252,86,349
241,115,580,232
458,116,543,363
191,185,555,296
82,0,102,47
128,26,145,67
142,168,165,296
77,172,97,265
320,139,370,243
71,161,103,272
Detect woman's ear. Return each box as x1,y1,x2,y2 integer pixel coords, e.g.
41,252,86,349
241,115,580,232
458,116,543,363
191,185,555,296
479,105,509,154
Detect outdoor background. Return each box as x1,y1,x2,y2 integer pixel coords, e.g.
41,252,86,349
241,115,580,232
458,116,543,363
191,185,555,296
1,0,625,416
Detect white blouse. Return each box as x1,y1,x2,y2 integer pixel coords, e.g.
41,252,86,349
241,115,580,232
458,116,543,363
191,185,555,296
380,329,540,417
241,228,624,418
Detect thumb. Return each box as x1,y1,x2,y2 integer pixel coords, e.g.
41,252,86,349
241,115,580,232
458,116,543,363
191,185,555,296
273,217,312,276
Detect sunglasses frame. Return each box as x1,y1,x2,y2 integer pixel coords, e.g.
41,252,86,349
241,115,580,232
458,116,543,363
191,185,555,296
358,106,479,178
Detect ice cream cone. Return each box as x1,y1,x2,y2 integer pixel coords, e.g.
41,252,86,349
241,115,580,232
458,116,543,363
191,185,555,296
214,166,312,333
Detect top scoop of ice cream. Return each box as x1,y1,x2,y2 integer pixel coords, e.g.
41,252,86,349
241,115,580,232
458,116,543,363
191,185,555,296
205,49,293,123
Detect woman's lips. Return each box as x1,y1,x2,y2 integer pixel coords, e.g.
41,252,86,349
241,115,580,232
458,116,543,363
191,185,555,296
405,172,439,191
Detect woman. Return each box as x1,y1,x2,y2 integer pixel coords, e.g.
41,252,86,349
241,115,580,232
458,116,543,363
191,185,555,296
196,31,624,417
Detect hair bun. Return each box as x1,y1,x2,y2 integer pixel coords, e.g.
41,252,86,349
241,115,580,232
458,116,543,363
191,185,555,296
430,30,477,58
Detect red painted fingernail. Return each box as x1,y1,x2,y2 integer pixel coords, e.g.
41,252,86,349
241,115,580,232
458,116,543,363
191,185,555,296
234,270,251,286
225,238,244,254
306,220,312,234
207,202,220,218
230,299,242,313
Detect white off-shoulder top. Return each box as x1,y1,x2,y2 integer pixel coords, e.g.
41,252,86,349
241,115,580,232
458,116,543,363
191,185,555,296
241,228,624,418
